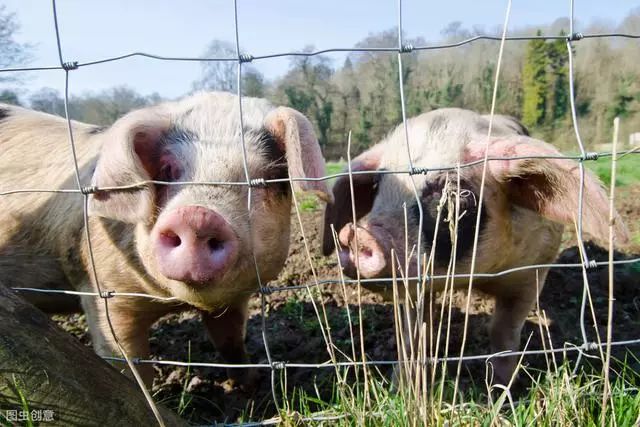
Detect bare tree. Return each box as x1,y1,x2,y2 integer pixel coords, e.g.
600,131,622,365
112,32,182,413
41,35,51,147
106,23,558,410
193,39,266,97
0,5,31,81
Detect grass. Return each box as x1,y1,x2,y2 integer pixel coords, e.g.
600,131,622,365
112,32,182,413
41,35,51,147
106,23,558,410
326,162,346,177
295,161,346,213
586,153,640,187
0,375,34,427
267,358,640,426
266,154,640,426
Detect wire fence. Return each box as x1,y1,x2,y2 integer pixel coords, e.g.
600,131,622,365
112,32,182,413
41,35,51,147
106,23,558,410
2,0,640,425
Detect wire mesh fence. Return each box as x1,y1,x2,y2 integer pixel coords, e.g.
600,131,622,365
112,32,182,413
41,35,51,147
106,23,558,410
1,0,640,425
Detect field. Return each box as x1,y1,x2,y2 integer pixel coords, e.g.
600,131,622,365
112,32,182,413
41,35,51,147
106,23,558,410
54,156,640,425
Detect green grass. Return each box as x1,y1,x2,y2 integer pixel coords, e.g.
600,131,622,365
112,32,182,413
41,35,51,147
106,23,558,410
294,162,345,212
326,162,346,177
270,358,640,426
0,375,34,427
297,193,321,212
586,154,640,187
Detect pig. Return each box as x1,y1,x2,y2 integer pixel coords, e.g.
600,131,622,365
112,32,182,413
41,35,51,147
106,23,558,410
322,108,629,385
0,91,331,388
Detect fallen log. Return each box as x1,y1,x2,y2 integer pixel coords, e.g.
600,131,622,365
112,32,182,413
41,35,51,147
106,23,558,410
0,283,184,426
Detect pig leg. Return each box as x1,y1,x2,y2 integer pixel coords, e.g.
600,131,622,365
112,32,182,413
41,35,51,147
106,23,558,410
488,271,546,385
81,294,158,387
201,299,256,391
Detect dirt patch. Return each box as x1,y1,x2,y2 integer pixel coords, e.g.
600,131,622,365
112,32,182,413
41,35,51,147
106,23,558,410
53,185,640,424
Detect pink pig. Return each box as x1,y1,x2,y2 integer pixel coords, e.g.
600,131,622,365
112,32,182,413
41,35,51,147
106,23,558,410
323,108,628,384
0,92,331,388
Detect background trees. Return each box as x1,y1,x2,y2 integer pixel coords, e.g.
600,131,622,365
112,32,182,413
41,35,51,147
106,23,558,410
3,7,640,159
0,5,31,106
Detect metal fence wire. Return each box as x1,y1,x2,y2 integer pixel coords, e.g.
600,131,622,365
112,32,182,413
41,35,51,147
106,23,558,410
2,0,640,425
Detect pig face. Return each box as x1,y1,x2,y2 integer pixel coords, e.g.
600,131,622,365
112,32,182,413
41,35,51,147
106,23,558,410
88,92,331,309
323,108,629,284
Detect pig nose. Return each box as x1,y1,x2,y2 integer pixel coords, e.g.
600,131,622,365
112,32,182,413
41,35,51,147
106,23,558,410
153,206,239,284
338,224,387,278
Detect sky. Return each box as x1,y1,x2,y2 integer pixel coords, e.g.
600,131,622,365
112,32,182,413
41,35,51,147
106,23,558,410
1,0,637,100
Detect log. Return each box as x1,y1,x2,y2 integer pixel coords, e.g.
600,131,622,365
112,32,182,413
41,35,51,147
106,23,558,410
0,283,184,426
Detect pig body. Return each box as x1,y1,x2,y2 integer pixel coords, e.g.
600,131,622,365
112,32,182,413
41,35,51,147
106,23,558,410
0,92,330,387
323,108,628,384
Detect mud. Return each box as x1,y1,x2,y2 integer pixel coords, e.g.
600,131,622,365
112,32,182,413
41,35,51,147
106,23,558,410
52,184,640,424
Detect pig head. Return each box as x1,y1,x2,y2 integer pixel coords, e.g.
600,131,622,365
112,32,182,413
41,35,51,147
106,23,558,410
0,92,330,388
322,107,629,384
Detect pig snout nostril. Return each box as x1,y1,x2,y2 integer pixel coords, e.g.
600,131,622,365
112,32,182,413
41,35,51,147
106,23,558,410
359,245,373,258
154,206,241,284
160,231,181,248
207,238,224,252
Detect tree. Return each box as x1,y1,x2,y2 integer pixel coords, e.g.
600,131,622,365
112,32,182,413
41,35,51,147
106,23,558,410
0,89,21,105
29,88,66,116
79,86,151,125
276,48,335,150
242,68,266,98
0,6,32,103
193,39,266,97
546,33,569,126
522,31,549,128
0,5,31,80
193,40,237,93
607,74,638,122
29,86,160,126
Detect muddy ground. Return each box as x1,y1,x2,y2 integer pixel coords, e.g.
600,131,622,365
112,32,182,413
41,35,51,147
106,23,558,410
53,184,640,425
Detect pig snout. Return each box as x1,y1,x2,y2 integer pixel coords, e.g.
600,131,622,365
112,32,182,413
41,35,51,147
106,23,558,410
153,206,239,284
338,224,388,278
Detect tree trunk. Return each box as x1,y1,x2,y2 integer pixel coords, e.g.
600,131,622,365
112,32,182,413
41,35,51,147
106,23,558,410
0,283,184,426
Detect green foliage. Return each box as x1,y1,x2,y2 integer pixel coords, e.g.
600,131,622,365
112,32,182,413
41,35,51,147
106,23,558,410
6,9,639,158
522,31,549,128
547,34,569,124
607,74,639,123
0,89,21,106
276,51,335,150
297,193,320,212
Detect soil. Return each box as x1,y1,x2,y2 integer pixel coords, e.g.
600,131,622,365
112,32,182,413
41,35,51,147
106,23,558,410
52,184,640,425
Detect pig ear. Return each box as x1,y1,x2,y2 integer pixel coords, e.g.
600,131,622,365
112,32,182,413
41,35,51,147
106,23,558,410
322,144,384,256
465,136,629,245
88,110,171,223
264,107,332,203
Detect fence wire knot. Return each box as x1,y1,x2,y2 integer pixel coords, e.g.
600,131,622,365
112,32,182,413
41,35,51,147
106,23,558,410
249,178,267,188
581,152,599,161
62,61,79,71
238,53,254,63
399,44,414,53
259,286,274,295
582,341,599,351
271,361,286,370
80,185,98,195
584,259,598,270
410,166,428,175
100,290,115,299
131,357,141,364
568,32,584,41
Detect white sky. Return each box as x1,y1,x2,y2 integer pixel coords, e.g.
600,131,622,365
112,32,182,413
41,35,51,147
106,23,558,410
1,0,637,99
